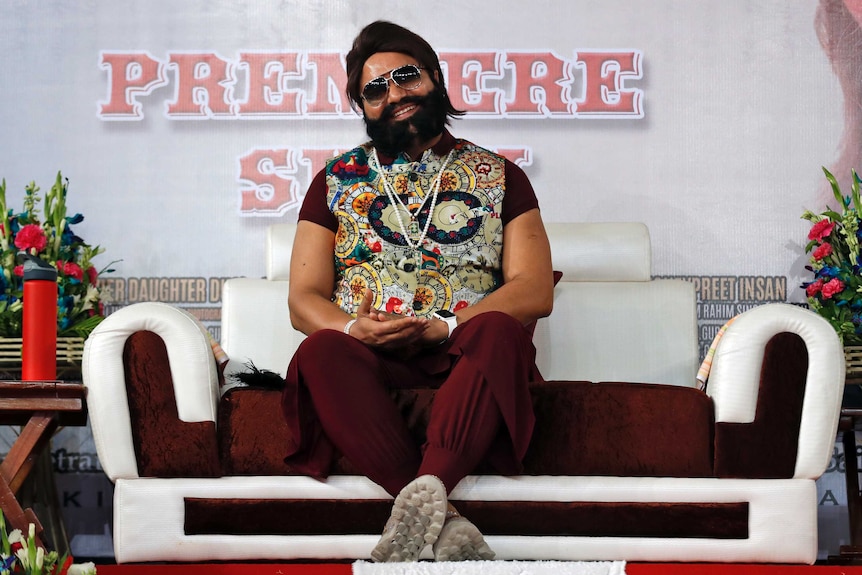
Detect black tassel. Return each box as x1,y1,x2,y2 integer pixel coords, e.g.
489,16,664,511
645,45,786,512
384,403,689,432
230,361,286,390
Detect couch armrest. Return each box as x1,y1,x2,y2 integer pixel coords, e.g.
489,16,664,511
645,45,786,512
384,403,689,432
83,302,221,481
707,303,845,479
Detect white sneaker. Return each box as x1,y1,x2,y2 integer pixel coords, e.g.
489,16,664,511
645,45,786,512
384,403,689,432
371,475,448,562
433,516,496,562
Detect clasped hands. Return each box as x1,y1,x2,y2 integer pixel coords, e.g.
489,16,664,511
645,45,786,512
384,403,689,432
348,288,449,353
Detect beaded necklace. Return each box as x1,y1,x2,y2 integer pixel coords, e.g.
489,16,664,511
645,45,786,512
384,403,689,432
369,147,454,250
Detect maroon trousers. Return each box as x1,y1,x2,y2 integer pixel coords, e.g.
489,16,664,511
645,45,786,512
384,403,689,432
281,311,538,496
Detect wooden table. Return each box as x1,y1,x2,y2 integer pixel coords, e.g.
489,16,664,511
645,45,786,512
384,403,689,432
0,381,86,548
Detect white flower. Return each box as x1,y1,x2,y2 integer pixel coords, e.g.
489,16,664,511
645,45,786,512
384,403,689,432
6,530,22,545
67,561,97,575
14,548,27,568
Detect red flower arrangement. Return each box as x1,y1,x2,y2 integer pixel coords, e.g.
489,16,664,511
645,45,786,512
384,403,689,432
0,172,114,338
802,167,862,344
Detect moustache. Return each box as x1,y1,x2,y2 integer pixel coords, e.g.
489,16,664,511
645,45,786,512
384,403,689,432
377,95,427,122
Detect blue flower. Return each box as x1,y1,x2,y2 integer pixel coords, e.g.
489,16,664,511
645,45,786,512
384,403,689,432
817,266,842,279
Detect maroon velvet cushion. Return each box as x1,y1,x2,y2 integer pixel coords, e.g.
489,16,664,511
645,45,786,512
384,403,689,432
219,386,362,476
524,380,714,477
123,331,221,477
184,497,749,540
220,378,715,478
713,332,809,478
122,323,810,483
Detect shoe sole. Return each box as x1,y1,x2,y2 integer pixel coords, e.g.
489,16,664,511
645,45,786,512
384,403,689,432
433,516,496,562
371,475,448,562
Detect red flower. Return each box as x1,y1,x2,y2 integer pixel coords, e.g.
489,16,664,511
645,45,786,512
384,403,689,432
821,278,846,299
86,265,98,285
13,265,23,277
812,242,834,260
60,261,84,281
808,219,835,241
806,279,824,297
14,224,47,252
57,260,84,281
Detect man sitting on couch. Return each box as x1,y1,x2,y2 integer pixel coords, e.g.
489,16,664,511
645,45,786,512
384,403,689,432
281,20,554,562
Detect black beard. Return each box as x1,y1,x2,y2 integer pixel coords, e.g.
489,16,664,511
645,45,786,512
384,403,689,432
363,88,448,158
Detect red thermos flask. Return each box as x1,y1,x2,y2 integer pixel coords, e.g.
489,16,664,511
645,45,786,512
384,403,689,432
20,254,57,381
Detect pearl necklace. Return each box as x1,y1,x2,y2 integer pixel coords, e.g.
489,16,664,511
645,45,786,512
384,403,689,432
369,147,454,250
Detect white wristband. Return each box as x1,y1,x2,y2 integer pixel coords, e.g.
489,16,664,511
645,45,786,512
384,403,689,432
343,318,357,335
432,311,458,339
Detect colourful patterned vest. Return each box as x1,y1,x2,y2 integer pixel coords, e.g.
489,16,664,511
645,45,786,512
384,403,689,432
325,139,507,318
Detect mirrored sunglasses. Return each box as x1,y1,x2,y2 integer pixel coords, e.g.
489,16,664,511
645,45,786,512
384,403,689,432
361,64,424,107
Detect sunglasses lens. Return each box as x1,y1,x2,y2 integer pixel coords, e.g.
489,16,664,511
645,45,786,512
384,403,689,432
362,78,389,105
361,65,423,106
391,66,421,88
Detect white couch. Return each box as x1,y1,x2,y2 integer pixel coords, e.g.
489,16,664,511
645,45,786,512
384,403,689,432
82,222,845,564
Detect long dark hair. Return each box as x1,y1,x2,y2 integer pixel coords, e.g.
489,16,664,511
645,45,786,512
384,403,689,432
345,21,464,119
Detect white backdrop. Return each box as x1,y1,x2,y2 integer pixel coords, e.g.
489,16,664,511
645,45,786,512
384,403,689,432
0,1,844,280
0,0,854,560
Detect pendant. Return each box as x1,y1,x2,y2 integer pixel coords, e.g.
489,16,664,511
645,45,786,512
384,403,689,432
408,219,420,235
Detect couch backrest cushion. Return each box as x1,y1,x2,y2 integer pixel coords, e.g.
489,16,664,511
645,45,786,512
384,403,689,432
267,224,296,281
221,277,299,380
541,222,650,281
534,222,698,386
225,222,698,387
533,280,698,386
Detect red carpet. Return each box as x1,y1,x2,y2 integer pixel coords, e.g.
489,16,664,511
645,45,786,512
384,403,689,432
97,565,351,575
628,565,862,574
95,563,862,575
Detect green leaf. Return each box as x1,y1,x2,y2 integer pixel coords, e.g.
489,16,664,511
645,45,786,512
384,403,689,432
824,166,845,206
59,314,105,338
0,510,9,557
854,169,862,213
